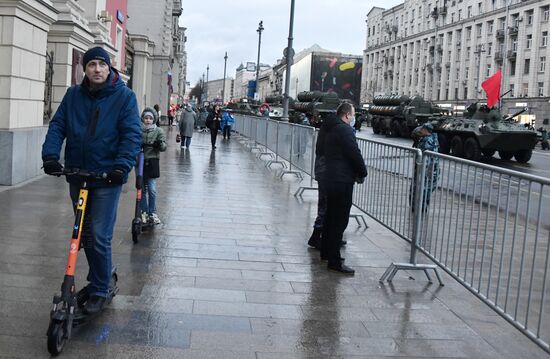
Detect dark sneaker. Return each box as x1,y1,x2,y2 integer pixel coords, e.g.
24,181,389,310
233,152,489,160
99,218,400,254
83,295,107,315
327,263,355,275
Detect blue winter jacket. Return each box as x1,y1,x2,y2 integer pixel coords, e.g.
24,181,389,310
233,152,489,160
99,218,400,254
42,69,141,186
221,111,235,130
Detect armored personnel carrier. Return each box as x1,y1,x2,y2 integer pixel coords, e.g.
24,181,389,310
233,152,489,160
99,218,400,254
369,95,445,137
292,91,342,127
435,103,537,163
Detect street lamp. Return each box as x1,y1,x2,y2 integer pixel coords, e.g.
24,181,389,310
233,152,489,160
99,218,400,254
206,64,210,101
282,0,295,121
222,52,228,104
201,72,205,104
255,20,264,100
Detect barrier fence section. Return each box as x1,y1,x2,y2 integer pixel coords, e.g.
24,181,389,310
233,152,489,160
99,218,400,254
416,151,550,353
233,114,550,353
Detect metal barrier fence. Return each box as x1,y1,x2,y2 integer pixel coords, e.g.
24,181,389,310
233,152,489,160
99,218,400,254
233,114,550,353
414,151,550,353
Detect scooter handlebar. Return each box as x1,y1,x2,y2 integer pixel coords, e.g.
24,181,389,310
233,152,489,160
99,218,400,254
50,168,108,180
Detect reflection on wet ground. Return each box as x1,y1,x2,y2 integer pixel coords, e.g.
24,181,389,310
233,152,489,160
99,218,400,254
0,128,547,358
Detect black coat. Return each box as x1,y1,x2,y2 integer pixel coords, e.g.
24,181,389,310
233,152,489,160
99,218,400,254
316,115,367,184
206,111,221,131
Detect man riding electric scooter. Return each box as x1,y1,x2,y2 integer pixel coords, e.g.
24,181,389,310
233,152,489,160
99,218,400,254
42,47,141,316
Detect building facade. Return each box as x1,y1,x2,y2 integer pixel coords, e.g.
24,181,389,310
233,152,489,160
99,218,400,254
126,0,186,114
205,78,234,104
233,62,270,100
362,0,550,126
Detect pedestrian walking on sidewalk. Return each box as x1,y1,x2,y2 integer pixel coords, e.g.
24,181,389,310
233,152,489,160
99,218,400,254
140,107,167,224
221,109,235,140
317,102,367,275
206,105,222,148
153,104,161,126
178,104,196,149
41,46,141,313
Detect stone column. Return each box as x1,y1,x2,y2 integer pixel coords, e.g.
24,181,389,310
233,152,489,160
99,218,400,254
129,34,152,111
47,0,94,115
0,0,57,185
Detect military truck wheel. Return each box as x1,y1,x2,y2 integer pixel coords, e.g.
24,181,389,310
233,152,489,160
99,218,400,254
482,149,496,157
400,123,411,138
372,120,381,134
498,151,513,160
438,134,450,154
464,137,481,161
514,149,532,163
450,136,464,157
391,119,401,137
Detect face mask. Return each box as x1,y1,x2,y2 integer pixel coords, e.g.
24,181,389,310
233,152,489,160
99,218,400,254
349,116,356,128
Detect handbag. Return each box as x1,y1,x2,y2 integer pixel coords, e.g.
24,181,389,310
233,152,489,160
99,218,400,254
176,133,181,143
144,158,160,178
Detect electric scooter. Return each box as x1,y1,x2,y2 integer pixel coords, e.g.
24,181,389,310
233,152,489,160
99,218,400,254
46,169,118,356
131,148,155,244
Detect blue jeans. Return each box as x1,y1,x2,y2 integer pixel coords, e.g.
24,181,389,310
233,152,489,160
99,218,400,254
70,184,122,298
182,136,192,147
140,177,157,214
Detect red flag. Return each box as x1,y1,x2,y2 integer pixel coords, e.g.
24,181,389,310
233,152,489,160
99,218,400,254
481,69,502,108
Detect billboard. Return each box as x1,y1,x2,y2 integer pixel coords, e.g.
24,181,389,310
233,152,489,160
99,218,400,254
310,54,362,105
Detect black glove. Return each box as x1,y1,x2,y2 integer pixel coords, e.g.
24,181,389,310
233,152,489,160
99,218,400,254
107,168,125,184
355,176,365,184
153,139,163,149
43,159,63,176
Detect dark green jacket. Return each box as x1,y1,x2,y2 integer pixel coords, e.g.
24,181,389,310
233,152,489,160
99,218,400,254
142,126,167,159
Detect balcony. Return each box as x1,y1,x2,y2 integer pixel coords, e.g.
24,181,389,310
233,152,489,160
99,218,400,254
496,29,505,39
495,51,503,61
506,50,517,59
436,44,443,53
429,45,435,53
173,0,182,16
426,63,434,72
508,26,519,36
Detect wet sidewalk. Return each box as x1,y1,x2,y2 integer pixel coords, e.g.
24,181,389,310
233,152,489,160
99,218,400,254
0,128,548,358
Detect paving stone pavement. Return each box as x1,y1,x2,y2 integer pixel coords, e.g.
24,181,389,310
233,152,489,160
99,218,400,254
0,128,548,358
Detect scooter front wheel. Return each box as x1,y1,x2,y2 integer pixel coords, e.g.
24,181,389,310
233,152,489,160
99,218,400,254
131,219,141,244
47,321,66,356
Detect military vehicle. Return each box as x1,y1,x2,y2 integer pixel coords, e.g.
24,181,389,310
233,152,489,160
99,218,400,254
369,95,446,137
263,95,286,120
434,103,537,163
292,91,342,127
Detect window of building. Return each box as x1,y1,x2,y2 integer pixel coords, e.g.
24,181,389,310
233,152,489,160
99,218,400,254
541,56,547,72
466,27,472,40
478,2,482,15
464,87,468,99
512,39,518,51
451,13,455,22
458,10,462,21
522,83,529,96
486,63,492,77
467,6,472,17
510,60,516,76
544,119,549,125
510,84,515,97
487,21,493,34
465,67,469,78
527,34,532,49
526,10,533,25
542,32,548,47
466,46,471,61
487,42,492,55
538,82,544,97
543,6,550,22
524,59,530,74
476,24,483,38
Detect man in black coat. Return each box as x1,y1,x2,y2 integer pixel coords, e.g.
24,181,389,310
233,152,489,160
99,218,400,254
317,102,368,274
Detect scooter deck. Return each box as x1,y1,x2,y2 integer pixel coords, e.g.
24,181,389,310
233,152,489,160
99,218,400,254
72,284,119,326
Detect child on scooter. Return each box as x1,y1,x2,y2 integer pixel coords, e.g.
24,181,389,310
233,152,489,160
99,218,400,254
141,107,166,224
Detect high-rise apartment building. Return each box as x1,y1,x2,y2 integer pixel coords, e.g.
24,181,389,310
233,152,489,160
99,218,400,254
362,0,550,126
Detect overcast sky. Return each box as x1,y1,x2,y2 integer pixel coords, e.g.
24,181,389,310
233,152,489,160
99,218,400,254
180,0,401,87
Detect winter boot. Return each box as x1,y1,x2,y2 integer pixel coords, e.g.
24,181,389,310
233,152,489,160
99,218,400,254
307,228,322,249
